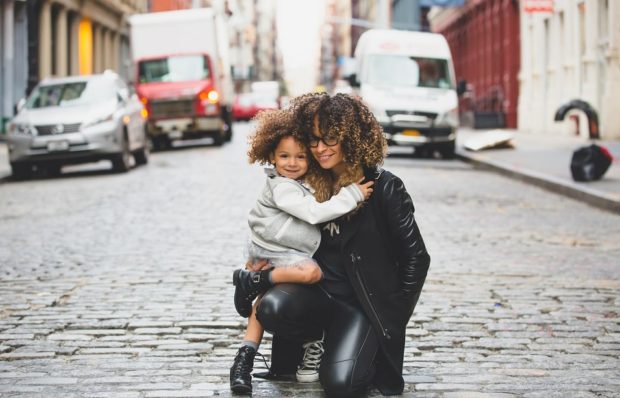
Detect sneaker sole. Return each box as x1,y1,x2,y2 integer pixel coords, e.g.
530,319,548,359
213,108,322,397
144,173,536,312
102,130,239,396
296,373,319,383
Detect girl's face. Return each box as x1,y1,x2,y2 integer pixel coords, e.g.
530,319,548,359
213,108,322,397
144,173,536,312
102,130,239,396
270,136,309,180
309,116,345,175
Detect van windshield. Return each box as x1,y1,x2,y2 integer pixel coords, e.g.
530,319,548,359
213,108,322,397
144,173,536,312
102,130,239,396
139,55,210,83
367,55,453,89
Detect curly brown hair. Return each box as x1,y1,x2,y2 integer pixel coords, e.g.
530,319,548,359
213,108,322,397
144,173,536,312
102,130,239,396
247,109,303,165
289,93,387,202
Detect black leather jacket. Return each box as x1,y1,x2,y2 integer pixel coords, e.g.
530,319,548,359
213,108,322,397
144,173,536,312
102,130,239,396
338,167,430,394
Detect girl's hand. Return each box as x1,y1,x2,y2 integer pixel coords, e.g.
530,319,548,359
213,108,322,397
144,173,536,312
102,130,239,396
246,259,271,272
356,178,374,200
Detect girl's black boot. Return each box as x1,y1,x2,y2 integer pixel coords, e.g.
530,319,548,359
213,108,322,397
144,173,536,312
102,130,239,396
230,345,256,394
232,268,273,317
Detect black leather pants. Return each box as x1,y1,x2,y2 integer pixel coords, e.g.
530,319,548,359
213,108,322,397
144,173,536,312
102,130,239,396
257,283,380,398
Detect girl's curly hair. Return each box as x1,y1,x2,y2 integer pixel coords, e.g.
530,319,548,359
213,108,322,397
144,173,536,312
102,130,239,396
289,93,387,202
247,109,302,165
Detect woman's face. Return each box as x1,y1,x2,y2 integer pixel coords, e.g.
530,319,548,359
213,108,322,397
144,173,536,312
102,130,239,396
309,116,345,174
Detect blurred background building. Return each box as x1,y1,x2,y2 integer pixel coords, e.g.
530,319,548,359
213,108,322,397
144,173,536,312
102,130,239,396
518,0,620,139
0,0,146,133
4,0,619,139
318,0,618,138
428,0,520,129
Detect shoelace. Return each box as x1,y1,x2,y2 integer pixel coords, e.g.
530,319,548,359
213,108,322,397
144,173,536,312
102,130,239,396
299,339,324,370
232,348,271,376
232,350,253,376
255,351,271,373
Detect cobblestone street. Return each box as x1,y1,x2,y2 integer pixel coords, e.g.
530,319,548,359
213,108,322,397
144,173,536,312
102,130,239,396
0,123,619,397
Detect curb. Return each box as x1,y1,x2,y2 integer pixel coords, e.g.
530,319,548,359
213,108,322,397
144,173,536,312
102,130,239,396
456,150,620,215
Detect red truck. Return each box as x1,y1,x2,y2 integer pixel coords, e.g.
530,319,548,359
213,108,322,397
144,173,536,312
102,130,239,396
129,8,234,149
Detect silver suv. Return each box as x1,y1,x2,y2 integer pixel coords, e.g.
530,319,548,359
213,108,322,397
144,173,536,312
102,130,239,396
7,71,149,179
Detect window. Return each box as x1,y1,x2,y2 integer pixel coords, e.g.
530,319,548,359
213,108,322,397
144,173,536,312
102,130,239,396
138,55,210,83
366,54,453,89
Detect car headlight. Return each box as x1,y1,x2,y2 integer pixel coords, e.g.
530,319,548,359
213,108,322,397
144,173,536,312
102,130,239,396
8,122,36,136
435,108,459,127
83,113,114,128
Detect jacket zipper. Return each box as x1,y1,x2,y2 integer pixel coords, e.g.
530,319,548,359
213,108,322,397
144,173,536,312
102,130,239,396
355,266,391,339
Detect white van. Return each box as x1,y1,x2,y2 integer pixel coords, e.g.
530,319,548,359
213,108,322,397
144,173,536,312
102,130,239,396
349,29,460,158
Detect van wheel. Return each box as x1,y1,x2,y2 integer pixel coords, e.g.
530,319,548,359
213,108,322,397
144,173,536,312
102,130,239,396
11,162,32,180
46,164,62,177
439,142,456,159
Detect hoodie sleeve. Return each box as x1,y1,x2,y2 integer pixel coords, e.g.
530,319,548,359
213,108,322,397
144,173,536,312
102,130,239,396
272,181,364,225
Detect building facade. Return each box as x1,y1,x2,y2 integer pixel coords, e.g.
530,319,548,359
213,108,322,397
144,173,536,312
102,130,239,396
429,0,520,129
518,0,620,139
1,0,28,133
0,0,146,134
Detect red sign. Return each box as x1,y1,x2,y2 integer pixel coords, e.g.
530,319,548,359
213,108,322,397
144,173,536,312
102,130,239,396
523,0,554,13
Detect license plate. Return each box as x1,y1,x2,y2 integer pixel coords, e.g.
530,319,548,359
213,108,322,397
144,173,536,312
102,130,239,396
402,130,421,137
47,141,69,151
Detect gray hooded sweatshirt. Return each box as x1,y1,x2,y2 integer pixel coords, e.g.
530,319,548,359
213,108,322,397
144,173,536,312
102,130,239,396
248,169,364,255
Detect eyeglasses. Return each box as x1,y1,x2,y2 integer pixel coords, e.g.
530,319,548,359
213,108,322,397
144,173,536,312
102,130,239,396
308,134,339,148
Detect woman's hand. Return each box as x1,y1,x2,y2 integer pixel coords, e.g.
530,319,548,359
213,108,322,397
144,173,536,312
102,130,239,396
246,259,271,272
357,178,374,200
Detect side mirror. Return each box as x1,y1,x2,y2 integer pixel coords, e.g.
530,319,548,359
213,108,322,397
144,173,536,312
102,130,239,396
347,73,360,88
457,80,467,96
117,88,129,104
15,98,26,113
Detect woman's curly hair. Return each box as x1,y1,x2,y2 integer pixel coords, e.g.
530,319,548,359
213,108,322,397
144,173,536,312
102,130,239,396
247,109,302,165
289,93,387,202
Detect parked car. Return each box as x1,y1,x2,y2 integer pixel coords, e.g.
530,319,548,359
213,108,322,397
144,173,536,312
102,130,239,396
252,93,279,114
7,71,149,179
232,92,259,121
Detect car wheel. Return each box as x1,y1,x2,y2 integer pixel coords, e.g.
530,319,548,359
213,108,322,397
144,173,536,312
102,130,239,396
112,137,132,173
133,145,150,166
10,162,32,180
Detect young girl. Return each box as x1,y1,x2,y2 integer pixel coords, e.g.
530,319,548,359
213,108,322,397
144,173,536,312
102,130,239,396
229,109,373,394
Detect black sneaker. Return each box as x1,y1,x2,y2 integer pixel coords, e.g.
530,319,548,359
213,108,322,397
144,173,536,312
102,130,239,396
296,333,324,383
230,345,256,394
233,268,272,318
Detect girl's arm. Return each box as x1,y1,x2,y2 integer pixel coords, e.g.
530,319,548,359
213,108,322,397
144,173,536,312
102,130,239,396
272,180,364,224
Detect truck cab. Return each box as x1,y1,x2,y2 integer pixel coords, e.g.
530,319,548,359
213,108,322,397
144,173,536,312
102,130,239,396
350,29,459,158
129,9,233,149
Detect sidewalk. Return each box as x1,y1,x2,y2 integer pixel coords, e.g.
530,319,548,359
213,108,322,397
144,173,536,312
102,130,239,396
456,128,620,214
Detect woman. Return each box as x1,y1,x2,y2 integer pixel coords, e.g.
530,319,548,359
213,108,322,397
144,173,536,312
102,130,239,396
254,93,431,397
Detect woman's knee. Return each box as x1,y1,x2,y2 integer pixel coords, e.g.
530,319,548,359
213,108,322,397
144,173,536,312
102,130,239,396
255,284,308,331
